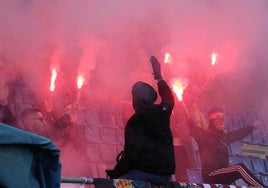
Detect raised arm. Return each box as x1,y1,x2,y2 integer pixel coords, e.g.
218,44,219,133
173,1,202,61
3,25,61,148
223,125,254,144
150,55,174,110
157,79,174,110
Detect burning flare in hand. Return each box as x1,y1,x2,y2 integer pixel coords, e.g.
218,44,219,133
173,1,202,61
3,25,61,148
171,78,188,112
171,78,188,101
172,79,188,112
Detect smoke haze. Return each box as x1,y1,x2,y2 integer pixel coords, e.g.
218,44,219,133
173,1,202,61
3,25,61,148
1,0,268,110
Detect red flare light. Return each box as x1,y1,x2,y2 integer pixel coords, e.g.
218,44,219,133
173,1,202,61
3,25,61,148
77,75,85,89
164,53,171,64
211,52,217,66
50,68,57,92
172,85,183,101
171,79,188,101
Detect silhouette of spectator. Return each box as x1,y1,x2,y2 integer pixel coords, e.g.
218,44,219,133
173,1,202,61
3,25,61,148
106,56,175,185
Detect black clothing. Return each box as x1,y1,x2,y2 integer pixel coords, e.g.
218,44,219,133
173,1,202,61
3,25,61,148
189,122,253,178
205,163,265,187
187,119,267,186
108,79,175,178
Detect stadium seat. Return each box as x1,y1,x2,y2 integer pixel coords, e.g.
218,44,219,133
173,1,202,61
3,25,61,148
186,169,203,183
251,156,267,173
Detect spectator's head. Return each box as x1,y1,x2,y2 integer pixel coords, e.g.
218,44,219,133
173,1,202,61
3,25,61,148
21,108,46,134
207,107,225,131
132,81,157,113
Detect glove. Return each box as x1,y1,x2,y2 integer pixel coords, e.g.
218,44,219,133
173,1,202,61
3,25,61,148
150,56,162,81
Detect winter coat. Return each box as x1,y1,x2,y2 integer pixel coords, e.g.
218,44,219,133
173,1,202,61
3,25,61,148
108,79,175,178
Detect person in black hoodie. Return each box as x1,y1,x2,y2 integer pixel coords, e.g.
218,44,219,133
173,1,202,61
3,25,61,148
188,107,266,187
106,56,175,185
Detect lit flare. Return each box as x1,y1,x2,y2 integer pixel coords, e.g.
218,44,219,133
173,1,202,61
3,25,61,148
171,79,187,101
211,52,217,66
164,53,171,64
172,79,188,112
50,68,57,92
77,75,85,89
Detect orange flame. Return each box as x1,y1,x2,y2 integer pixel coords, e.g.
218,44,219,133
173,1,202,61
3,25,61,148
164,53,171,64
77,75,85,89
171,79,188,101
211,52,217,66
50,68,57,92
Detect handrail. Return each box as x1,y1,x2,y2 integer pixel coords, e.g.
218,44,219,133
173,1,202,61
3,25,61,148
60,177,244,188
61,177,94,184
60,177,192,188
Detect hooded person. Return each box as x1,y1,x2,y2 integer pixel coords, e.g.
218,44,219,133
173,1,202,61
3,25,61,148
132,81,157,114
106,56,175,185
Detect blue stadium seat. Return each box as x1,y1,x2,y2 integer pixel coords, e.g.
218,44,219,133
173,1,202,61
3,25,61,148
229,154,241,166
263,159,268,173
232,117,244,129
242,134,253,143
251,130,264,144
229,154,253,171
84,110,102,127
261,174,268,187
241,155,253,171
186,169,203,183
262,132,268,144
229,141,242,155
100,127,118,144
99,143,118,163
235,179,248,186
100,112,117,127
251,157,267,173
223,116,233,131
84,126,102,143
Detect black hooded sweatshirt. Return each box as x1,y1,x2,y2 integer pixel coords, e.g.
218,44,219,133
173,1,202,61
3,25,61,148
109,79,175,178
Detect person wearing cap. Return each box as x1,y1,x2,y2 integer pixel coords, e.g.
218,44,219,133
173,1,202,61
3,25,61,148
106,56,175,185
187,107,266,187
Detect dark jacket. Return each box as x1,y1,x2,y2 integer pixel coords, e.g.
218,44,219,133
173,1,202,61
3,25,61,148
188,119,254,178
108,79,175,178
0,123,61,188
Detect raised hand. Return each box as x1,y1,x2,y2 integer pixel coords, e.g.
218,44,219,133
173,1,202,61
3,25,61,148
150,56,162,81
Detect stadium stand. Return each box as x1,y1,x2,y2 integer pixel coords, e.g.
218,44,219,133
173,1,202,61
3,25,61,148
2,78,268,188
